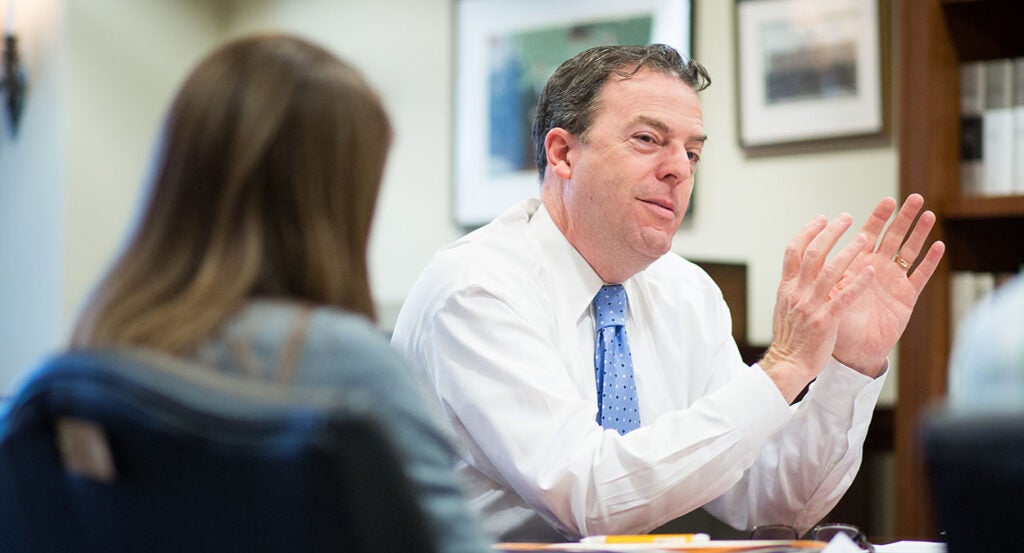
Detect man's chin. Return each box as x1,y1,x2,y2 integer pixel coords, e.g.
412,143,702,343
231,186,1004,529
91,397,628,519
637,229,675,260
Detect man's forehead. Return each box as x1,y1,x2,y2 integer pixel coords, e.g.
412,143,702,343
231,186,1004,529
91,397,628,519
598,67,697,102
597,73,702,119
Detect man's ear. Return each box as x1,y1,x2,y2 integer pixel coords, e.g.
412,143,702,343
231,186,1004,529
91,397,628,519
544,128,575,180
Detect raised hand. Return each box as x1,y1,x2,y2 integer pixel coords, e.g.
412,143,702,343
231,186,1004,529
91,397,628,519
761,214,876,403
831,194,946,376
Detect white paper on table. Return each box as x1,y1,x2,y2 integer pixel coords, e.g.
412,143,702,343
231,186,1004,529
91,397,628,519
874,541,946,553
821,533,862,553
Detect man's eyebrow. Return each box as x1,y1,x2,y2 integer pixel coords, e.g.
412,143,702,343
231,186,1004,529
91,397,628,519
633,115,707,144
634,115,670,134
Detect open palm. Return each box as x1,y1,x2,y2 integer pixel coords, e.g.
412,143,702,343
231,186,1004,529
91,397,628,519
832,195,945,376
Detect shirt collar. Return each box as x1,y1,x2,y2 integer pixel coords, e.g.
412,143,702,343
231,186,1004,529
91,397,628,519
527,202,609,323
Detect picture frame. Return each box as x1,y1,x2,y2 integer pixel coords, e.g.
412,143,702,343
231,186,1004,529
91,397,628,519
736,0,882,148
454,0,693,227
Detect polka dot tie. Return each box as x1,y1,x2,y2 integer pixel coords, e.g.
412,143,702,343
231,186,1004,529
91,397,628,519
593,284,640,435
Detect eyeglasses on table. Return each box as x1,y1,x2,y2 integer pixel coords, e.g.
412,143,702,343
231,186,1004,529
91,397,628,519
750,522,875,552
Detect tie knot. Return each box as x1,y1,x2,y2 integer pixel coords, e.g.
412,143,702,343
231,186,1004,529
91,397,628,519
593,285,628,330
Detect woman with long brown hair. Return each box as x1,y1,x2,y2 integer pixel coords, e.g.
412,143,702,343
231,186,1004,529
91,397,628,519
71,34,488,553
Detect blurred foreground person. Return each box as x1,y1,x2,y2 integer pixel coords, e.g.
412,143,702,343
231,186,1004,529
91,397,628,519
71,34,489,553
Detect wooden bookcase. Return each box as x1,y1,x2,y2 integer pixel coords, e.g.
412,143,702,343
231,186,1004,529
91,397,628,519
896,0,1024,539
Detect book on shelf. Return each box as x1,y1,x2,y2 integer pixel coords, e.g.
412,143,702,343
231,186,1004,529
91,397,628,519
960,61,985,196
982,59,1014,195
960,57,1024,197
1013,57,1024,193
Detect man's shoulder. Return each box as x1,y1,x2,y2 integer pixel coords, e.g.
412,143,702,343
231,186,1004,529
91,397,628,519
438,219,534,270
409,201,544,299
393,201,548,348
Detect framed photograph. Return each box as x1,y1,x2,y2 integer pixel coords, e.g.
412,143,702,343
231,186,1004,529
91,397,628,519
455,0,693,227
736,0,882,147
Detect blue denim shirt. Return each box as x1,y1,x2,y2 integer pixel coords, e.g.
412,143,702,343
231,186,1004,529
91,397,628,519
195,299,491,553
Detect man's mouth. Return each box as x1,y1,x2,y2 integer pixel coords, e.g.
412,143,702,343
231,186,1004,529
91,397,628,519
639,198,675,217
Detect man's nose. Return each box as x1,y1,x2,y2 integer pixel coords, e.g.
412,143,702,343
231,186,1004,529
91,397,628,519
657,145,693,185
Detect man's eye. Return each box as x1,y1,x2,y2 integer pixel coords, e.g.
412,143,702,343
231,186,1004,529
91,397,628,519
635,134,657,144
687,151,701,162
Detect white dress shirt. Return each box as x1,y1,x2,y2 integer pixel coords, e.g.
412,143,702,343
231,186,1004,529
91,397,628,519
391,199,886,542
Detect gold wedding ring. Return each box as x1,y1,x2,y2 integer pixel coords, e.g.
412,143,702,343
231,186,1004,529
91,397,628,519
892,254,912,271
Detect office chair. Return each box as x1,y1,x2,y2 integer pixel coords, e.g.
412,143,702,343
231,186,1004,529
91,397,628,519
0,349,436,553
922,408,1024,553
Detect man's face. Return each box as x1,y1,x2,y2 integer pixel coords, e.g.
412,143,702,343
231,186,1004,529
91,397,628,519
546,68,705,282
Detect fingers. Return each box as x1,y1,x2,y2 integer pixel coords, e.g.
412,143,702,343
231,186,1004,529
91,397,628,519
908,241,947,294
782,215,828,283
798,214,853,288
816,231,869,299
766,215,866,400
859,197,897,248
894,209,937,265
877,193,925,257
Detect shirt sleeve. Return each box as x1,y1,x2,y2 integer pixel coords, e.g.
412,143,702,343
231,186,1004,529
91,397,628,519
703,356,887,534
414,285,806,539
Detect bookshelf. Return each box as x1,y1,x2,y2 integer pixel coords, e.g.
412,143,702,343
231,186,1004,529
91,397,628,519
896,0,1024,539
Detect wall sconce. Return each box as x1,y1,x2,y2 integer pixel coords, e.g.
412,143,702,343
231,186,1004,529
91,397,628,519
1,31,26,137
2,0,25,138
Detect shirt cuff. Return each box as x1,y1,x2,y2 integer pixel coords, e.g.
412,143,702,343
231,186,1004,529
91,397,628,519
806,357,888,419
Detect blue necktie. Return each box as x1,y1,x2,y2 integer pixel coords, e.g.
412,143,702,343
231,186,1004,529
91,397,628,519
593,285,640,435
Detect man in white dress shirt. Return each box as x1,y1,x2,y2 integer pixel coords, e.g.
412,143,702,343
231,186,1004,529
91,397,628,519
391,45,945,542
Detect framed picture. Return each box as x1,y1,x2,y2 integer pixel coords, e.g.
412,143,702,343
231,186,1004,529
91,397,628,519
454,0,693,227
736,0,882,147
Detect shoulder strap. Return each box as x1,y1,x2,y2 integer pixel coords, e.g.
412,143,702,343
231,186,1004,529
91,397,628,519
273,305,313,384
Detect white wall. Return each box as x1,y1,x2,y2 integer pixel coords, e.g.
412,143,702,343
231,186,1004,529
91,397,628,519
64,0,223,326
0,0,900,399
0,0,221,391
0,0,65,391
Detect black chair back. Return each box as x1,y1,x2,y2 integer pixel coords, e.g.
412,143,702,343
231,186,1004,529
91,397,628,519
0,350,435,553
922,409,1024,553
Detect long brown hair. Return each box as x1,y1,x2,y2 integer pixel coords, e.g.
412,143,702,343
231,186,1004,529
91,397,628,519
71,34,392,355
